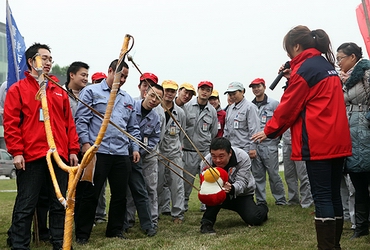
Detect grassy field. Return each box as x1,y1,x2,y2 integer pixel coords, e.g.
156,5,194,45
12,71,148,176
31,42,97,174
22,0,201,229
0,174,369,250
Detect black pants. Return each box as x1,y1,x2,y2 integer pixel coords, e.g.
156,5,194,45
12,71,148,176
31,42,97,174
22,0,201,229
201,194,268,226
75,153,131,240
349,172,370,205
9,158,67,249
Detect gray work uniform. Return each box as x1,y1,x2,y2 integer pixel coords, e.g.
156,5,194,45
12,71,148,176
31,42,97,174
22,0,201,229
126,100,161,229
223,97,259,152
282,128,313,208
251,95,286,205
182,98,218,211
156,104,186,220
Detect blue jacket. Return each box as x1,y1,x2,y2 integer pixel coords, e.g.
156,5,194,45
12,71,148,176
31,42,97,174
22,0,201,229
132,100,161,157
75,79,141,155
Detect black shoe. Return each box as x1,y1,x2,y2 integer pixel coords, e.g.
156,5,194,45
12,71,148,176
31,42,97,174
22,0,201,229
162,211,171,216
76,238,88,245
200,222,216,234
145,228,157,237
106,233,127,239
350,230,369,239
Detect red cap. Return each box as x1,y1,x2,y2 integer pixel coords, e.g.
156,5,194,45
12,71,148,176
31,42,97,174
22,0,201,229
140,72,158,84
198,81,213,89
249,78,265,87
91,72,107,82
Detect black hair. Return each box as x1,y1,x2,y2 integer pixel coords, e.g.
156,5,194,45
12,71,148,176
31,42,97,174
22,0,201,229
336,42,363,62
150,84,164,95
65,61,89,88
283,25,335,66
25,43,51,70
109,59,129,72
210,137,232,154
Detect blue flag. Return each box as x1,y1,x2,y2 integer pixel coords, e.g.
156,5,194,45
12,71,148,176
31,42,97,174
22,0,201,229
6,0,27,89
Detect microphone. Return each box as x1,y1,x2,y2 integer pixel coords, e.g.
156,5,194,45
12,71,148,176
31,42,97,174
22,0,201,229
269,61,290,90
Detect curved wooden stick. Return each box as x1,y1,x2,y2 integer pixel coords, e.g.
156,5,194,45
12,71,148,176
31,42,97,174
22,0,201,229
63,34,133,250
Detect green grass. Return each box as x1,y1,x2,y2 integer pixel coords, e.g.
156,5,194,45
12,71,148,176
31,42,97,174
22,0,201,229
0,174,369,249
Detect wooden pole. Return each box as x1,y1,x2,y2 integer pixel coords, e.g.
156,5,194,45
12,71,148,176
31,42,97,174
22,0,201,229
362,0,370,38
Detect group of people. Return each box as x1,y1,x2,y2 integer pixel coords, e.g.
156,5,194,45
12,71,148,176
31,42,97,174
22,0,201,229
3,24,370,250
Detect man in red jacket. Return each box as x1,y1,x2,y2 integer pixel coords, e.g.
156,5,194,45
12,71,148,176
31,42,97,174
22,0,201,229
4,43,80,250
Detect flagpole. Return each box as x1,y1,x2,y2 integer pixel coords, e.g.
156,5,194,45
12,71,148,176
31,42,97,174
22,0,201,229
6,0,19,83
362,0,370,40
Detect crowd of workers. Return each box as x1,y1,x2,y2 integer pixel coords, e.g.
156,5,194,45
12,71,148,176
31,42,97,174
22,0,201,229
3,24,370,250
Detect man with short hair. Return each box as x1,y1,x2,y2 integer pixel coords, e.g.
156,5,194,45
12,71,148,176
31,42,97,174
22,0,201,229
208,90,226,138
4,43,80,250
223,81,259,158
182,81,218,212
64,61,89,117
249,78,286,205
74,59,141,243
156,80,186,223
175,82,196,107
200,137,268,234
160,82,196,215
136,72,158,100
125,84,163,236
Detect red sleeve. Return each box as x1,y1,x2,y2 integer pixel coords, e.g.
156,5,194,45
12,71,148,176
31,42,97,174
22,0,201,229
264,73,309,138
3,84,24,156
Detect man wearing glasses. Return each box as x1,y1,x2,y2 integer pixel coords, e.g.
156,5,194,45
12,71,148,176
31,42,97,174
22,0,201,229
4,43,80,250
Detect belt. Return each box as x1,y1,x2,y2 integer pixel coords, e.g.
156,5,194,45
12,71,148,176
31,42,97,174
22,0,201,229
347,104,369,112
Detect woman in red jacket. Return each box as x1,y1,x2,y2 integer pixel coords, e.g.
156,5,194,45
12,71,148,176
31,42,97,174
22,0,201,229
252,25,352,249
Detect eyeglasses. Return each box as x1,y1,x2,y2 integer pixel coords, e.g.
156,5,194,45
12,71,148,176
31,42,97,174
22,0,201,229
336,55,348,64
41,56,54,64
33,54,54,64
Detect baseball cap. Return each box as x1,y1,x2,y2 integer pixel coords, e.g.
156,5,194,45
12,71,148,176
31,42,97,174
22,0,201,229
198,81,213,89
161,80,178,90
180,83,196,96
249,78,265,87
91,72,107,82
224,82,244,94
140,72,158,84
210,90,219,98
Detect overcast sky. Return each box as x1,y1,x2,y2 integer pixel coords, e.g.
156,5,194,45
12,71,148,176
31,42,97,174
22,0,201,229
1,0,366,104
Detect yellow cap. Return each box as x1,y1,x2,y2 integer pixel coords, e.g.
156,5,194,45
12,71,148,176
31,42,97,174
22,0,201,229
161,80,178,90
180,82,196,96
210,89,219,98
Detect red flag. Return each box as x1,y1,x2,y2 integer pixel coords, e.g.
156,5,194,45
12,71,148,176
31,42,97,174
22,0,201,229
356,0,370,57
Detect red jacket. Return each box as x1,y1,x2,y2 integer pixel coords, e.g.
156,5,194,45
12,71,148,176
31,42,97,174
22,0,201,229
216,107,226,138
4,72,80,162
264,48,352,161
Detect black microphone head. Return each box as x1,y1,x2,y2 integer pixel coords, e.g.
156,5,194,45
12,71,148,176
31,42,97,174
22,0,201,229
284,61,290,69
269,61,290,91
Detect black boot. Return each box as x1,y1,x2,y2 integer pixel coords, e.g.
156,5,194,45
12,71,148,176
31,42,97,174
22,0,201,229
334,217,343,250
351,203,369,239
315,219,336,250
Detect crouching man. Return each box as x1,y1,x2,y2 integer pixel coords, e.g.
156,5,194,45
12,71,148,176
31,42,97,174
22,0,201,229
200,137,269,234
